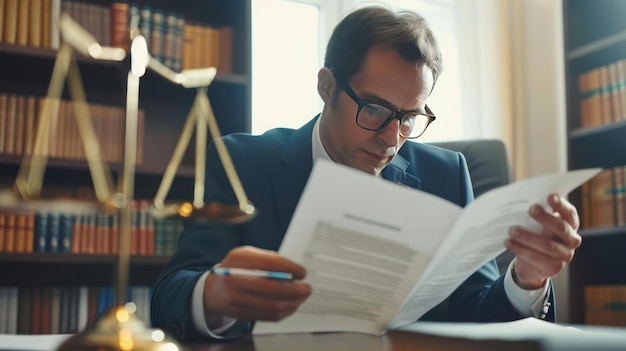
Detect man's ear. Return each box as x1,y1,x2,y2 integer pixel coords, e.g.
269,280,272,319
317,67,334,104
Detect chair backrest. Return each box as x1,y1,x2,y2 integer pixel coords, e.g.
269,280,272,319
428,139,513,273
428,139,511,198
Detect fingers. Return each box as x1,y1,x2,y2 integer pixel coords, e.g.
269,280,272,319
528,195,582,249
204,246,312,321
505,194,582,289
546,193,580,232
216,278,311,321
221,246,308,280
507,226,574,262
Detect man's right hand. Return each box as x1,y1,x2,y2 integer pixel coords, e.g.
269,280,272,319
202,246,312,325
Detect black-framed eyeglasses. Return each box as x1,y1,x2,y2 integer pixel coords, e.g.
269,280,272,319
333,74,436,139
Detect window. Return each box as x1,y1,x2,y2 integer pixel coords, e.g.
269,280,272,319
251,0,322,135
251,0,468,143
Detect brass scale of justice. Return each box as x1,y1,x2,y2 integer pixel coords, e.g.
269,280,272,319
0,13,256,351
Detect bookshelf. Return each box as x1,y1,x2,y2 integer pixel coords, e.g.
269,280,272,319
563,0,626,325
0,0,251,333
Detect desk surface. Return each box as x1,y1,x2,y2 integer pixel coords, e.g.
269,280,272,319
184,331,543,351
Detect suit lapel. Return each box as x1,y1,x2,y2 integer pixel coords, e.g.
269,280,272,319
382,153,422,190
270,119,316,233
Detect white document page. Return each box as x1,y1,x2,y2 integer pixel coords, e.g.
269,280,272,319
399,318,626,351
254,159,601,335
388,167,602,328
255,160,461,335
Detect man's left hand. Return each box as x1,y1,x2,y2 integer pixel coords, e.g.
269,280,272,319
505,193,582,290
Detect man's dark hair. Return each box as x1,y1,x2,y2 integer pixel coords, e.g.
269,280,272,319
324,6,443,86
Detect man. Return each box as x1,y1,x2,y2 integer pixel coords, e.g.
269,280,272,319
151,6,581,341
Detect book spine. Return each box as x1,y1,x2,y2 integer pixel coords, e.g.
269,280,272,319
585,285,626,326
49,0,61,49
30,288,41,334
47,213,61,253
25,212,35,253
111,2,129,49
50,288,61,334
40,287,52,334
139,5,152,49
3,0,18,44
150,10,165,63
34,212,48,253
599,65,613,125
17,287,32,334
0,0,4,41
41,0,51,48
590,169,616,228
70,214,82,254
6,287,18,334
29,0,43,47
16,0,29,46
59,287,70,333
163,12,177,68
13,212,27,253
77,286,88,331
60,213,73,253
173,15,185,72
68,287,79,333
4,213,16,253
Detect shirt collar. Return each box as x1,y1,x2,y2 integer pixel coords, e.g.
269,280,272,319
312,117,333,163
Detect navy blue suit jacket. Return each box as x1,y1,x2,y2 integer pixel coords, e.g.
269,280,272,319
151,117,555,341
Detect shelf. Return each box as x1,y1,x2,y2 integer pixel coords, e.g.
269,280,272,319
0,253,170,287
580,226,626,238
566,29,626,60
0,252,170,264
0,42,248,87
569,120,626,169
0,155,196,177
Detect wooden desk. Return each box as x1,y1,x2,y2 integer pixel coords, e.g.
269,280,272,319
184,331,543,351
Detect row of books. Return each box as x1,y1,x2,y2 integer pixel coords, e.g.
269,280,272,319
581,166,626,229
0,93,144,164
0,0,234,73
0,285,152,334
585,285,626,327
578,59,626,128
0,200,184,256
0,0,62,49
124,2,234,72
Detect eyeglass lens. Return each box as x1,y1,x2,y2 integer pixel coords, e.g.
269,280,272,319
357,103,430,138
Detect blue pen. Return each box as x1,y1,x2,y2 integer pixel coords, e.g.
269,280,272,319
211,267,294,280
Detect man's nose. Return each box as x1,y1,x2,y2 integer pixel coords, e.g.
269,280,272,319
377,118,401,146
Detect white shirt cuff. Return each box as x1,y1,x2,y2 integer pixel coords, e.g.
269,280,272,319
191,270,238,338
503,259,550,318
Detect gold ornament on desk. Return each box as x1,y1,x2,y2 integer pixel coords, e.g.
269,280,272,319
20,13,183,351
